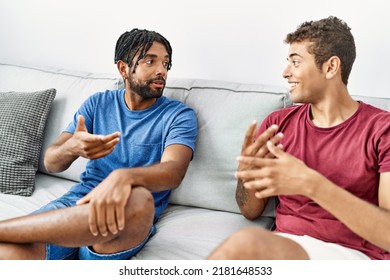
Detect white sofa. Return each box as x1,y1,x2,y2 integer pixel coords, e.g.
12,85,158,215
0,62,389,259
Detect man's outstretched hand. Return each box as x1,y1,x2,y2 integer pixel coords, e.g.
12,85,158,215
71,115,121,159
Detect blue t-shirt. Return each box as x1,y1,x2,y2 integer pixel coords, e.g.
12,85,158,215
65,89,198,220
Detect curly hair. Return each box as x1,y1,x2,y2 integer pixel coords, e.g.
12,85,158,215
114,28,172,72
285,16,356,85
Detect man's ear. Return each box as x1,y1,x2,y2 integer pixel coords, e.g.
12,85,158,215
324,56,341,80
116,60,129,79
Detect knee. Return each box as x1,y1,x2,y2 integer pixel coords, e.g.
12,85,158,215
227,227,267,248
125,187,154,222
91,187,154,254
209,227,269,260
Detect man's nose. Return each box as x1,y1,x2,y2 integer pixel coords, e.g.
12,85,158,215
156,63,167,76
282,65,291,79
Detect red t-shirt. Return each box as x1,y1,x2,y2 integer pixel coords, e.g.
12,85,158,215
258,102,390,259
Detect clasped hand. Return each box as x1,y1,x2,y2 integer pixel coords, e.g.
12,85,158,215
236,122,313,199
77,169,132,237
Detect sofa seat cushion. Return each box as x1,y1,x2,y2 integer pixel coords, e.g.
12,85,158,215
0,172,75,220
132,204,275,260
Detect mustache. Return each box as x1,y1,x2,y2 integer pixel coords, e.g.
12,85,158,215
148,77,166,84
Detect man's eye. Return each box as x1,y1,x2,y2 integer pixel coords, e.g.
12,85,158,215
286,58,300,67
163,62,169,68
146,60,153,65
292,60,300,66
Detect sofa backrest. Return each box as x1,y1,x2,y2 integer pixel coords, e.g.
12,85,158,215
0,63,123,182
164,78,291,214
352,95,390,112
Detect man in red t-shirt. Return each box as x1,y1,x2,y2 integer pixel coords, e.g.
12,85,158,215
208,16,390,260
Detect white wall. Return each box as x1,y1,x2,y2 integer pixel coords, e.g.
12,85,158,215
0,0,389,98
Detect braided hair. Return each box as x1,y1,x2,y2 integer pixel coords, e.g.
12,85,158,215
114,28,172,72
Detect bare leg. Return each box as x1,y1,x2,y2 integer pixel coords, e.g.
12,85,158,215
208,227,309,260
0,187,154,259
0,243,46,260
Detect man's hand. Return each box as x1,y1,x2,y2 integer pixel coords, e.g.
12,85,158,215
44,115,121,173
238,122,283,172
71,115,121,159
236,141,318,199
235,122,284,219
76,169,132,237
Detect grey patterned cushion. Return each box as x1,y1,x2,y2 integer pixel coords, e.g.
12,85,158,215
0,89,56,196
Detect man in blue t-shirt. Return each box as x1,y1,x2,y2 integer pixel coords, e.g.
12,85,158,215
0,28,197,260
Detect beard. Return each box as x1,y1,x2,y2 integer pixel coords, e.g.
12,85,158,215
128,76,165,99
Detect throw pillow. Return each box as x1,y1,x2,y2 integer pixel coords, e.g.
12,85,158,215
0,88,56,196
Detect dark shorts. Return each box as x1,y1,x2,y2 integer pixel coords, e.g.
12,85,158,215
32,191,156,260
